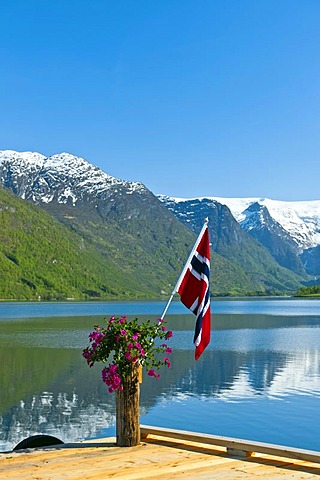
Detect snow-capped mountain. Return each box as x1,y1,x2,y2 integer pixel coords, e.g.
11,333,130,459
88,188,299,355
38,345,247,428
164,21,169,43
0,150,146,205
158,195,320,278
212,197,320,251
213,197,320,277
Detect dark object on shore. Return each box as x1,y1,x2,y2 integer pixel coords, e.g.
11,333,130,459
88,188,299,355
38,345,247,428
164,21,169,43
13,434,64,450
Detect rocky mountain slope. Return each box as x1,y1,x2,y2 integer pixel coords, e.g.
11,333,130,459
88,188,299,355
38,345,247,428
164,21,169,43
159,195,320,281
214,197,320,278
158,196,305,293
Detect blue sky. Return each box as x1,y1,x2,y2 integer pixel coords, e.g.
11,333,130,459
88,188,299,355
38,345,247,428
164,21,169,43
1,0,320,200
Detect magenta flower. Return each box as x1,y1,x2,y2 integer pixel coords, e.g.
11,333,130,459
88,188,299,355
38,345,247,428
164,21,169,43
147,369,160,379
89,331,105,344
164,357,171,368
120,329,127,336
102,364,122,392
82,348,94,367
166,347,172,354
165,330,173,339
132,333,139,341
125,352,132,361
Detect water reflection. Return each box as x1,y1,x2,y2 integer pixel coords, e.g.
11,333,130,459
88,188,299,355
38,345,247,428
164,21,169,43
1,309,320,451
0,346,116,451
0,297,319,319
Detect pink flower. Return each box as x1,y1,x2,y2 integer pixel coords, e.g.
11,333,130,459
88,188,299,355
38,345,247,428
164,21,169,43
140,348,145,357
82,348,94,367
89,331,105,344
125,352,132,361
161,326,166,332
166,347,172,354
120,329,127,336
165,330,173,339
135,342,142,350
102,364,122,392
164,357,171,368
132,333,139,341
127,342,133,350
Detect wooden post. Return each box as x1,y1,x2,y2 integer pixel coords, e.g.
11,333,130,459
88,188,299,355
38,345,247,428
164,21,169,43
116,364,140,447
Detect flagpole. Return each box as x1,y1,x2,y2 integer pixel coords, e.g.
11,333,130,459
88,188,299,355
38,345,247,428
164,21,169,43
160,218,209,320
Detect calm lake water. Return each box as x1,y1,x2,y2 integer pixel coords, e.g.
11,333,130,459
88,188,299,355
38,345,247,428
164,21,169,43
0,298,320,452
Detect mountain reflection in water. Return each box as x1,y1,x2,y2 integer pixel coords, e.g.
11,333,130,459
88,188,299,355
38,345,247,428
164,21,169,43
1,305,320,452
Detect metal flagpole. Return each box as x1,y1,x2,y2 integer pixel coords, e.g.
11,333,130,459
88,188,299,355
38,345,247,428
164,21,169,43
160,218,209,320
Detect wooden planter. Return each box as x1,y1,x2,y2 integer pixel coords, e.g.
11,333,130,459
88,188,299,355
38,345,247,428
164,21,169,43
116,364,141,446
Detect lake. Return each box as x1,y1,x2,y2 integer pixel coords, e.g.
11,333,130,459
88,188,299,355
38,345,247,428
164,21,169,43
0,298,320,452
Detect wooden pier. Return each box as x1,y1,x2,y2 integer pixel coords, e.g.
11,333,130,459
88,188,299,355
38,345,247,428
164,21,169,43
1,426,320,479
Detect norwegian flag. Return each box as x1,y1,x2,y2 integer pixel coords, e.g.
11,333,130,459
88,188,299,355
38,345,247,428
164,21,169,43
177,225,211,360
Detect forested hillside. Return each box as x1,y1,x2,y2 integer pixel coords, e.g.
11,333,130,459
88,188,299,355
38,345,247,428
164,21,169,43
0,187,175,300
0,186,265,300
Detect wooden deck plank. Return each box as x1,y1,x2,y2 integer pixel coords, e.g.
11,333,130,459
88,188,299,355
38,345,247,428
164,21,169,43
1,434,320,480
141,425,320,464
